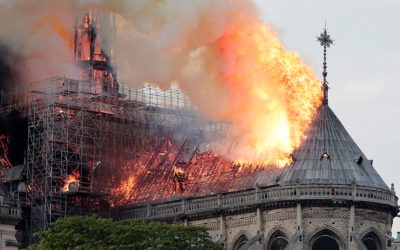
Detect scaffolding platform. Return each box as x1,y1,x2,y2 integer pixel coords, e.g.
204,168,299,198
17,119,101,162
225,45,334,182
0,76,204,237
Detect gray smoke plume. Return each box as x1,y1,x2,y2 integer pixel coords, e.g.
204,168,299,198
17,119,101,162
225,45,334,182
0,1,322,164
0,0,259,121
0,0,257,89
0,43,23,91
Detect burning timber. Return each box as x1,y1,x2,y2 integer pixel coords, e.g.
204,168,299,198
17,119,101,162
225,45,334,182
2,74,395,247
0,76,212,237
0,7,397,249
0,74,290,239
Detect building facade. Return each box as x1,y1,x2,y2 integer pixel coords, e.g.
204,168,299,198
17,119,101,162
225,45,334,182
116,27,398,250
0,185,21,249
117,101,398,250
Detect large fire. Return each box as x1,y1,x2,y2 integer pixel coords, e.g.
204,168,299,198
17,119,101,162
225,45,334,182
62,170,80,192
211,20,322,166
111,137,289,207
111,15,323,205
0,1,324,207
0,1,322,166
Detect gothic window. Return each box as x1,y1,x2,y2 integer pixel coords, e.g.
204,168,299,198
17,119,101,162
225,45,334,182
362,232,382,250
312,235,339,250
309,229,341,250
270,237,288,250
233,234,248,250
267,231,288,250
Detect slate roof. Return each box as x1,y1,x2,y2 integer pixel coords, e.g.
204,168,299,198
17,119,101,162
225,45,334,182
279,104,389,191
120,102,390,204
4,165,25,183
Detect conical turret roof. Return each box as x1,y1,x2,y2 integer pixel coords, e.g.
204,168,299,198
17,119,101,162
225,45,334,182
277,27,388,191
279,104,389,191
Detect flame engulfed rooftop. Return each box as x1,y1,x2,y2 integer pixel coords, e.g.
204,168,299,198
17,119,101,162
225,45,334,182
111,136,283,206
0,3,397,248
112,102,390,207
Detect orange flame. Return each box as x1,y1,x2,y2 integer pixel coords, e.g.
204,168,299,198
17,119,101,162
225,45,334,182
111,20,324,205
62,170,80,192
0,135,12,174
173,165,185,175
111,161,145,207
212,19,322,166
0,135,11,167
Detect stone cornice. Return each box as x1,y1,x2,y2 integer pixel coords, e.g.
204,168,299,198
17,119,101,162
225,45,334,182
116,184,398,221
0,204,21,225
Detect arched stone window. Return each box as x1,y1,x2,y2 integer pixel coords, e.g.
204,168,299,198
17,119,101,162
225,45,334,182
362,231,382,250
267,231,288,250
233,234,249,250
309,229,342,250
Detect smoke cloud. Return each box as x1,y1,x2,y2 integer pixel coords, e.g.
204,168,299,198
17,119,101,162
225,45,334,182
0,0,81,86
0,0,322,164
0,0,256,84
0,43,23,92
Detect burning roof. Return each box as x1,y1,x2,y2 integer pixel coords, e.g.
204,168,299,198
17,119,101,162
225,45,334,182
111,136,284,207
112,102,390,207
0,134,12,170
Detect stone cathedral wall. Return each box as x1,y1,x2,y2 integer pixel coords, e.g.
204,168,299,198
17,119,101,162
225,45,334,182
189,205,392,250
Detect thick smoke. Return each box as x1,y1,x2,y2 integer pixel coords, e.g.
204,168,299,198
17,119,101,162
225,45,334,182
0,44,23,92
0,0,322,164
0,1,80,84
0,0,257,110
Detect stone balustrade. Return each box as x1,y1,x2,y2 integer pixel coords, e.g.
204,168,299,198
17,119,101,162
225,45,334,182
117,184,397,221
0,204,21,219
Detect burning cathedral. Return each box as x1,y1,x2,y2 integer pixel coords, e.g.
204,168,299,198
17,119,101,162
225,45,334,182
113,29,399,250
0,5,398,250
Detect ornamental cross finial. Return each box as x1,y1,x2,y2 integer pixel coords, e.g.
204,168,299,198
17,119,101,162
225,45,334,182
317,23,334,105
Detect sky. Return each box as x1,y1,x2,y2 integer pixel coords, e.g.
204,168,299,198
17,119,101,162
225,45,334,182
255,0,400,235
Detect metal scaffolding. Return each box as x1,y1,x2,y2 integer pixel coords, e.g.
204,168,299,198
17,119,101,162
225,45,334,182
1,76,198,237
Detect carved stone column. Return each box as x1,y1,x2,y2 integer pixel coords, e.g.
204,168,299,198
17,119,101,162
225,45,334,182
220,214,227,245
297,203,303,232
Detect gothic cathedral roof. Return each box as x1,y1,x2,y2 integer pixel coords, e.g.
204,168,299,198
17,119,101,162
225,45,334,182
278,103,389,191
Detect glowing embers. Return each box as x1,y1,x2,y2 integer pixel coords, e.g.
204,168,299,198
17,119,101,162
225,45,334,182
62,169,80,192
55,107,75,120
111,137,180,206
111,137,286,207
0,134,12,171
173,165,187,194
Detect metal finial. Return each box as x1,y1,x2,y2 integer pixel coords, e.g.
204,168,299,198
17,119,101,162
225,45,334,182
317,24,334,105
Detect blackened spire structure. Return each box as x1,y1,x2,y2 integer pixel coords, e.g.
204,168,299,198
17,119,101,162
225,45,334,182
74,11,119,95
317,24,334,105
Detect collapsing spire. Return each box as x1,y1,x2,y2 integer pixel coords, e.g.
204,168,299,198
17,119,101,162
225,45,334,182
74,11,119,95
317,24,334,105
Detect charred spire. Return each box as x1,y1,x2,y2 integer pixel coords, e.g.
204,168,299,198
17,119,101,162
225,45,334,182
74,11,118,95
